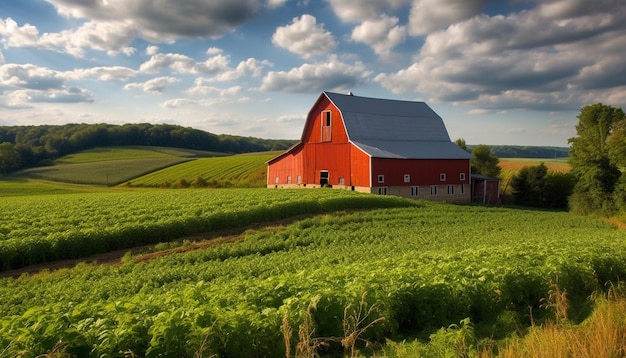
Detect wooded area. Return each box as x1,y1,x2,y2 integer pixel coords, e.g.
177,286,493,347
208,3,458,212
0,123,296,173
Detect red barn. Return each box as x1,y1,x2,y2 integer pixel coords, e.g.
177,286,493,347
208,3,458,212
267,91,473,202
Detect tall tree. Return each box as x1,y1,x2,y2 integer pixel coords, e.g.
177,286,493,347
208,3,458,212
471,144,501,178
568,103,625,215
0,142,21,174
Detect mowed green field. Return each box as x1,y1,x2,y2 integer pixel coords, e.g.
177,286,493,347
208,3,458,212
12,146,226,186
0,189,625,357
126,151,280,188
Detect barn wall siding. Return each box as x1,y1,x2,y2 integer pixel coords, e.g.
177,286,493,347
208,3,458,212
370,158,470,186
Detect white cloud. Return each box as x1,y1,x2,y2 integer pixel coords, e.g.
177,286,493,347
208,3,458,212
260,55,371,93
272,14,337,58
124,76,180,93
375,2,626,112
0,64,64,90
206,47,223,55
146,45,159,55
139,53,231,74
1,17,136,57
0,18,39,48
66,66,137,81
351,15,406,56
407,0,489,36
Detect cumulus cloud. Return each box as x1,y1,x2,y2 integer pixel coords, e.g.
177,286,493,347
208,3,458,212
351,15,406,56
0,17,136,57
260,55,370,93
67,66,137,81
0,64,65,90
376,1,626,112
139,53,230,74
272,14,337,58
1,0,265,57
407,0,489,36
124,76,180,94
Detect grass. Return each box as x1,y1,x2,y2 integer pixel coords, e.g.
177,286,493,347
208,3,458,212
380,284,626,357
127,151,280,188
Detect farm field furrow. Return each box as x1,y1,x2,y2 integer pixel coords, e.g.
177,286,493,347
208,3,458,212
0,195,625,357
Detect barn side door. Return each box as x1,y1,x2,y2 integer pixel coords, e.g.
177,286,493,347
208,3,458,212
320,170,329,186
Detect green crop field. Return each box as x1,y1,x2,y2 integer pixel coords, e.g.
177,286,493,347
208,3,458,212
0,189,625,357
127,151,280,188
54,146,224,164
10,146,228,186
0,188,414,271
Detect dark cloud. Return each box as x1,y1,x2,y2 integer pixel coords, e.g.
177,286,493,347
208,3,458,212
47,0,262,39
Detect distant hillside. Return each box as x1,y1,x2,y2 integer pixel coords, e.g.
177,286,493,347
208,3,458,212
0,123,297,172
14,146,220,186
127,151,279,188
468,145,569,158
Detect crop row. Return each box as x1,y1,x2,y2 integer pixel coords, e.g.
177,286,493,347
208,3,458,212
0,188,416,271
1,202,624,356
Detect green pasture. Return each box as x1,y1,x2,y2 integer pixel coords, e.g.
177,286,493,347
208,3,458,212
0,193,624,357
127,151,279,188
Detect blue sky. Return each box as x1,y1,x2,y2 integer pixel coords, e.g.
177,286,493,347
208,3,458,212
1,0,625,147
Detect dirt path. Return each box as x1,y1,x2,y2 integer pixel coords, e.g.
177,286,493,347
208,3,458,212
0,215,312,279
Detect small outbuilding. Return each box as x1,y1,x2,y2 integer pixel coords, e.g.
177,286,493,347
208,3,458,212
267,91,473,202
471,174,500,204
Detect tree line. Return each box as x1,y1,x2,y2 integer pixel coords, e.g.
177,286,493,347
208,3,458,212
0,123,296,173
458,103,626,214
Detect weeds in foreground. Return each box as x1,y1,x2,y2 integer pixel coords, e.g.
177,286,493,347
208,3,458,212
383,283,626,358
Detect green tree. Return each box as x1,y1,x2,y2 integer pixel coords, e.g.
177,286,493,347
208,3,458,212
471,144,501,178
0,142,21,174
568,103,625,215
510,163,575,209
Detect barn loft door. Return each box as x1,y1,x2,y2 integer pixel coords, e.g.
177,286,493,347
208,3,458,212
321,111,331,142
320,170,329,186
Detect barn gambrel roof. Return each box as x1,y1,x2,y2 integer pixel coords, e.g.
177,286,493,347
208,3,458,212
323,91,472,160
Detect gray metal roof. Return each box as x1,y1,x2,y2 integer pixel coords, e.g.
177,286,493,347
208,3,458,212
324,91,471,159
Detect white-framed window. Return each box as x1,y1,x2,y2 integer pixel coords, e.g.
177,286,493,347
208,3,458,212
410,186,419,196
377,187,388,195
447,185,454,195
430,185,438,195
297,175,302,184
460,173,466,181
404,174,411,183
339,177,345,185
460,184,465,194
378,175,385,183
440,173,446,181
287,176,292,184
275,176,279,184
